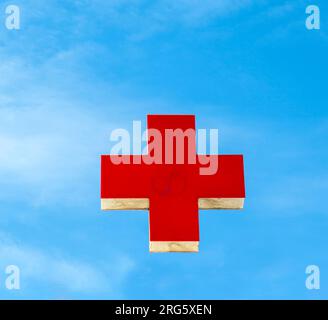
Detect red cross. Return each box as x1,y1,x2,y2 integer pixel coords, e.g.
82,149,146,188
101,115,245,252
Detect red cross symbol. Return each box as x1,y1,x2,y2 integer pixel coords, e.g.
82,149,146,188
101,115,245,252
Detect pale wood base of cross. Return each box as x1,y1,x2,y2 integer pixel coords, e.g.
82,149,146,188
150,241,199,252
101,198,244,210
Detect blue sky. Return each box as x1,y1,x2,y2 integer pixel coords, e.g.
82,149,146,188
0,0,327,299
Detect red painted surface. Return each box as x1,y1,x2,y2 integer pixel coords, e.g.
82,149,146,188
101,115,245,242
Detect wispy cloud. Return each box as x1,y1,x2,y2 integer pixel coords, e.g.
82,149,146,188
0,45,122,207
0,233,135,298
85,0,255,39
0,0,255,45
0,104,103,207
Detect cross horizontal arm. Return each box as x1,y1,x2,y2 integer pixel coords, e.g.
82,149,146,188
101,155,152,210
196,155,245,209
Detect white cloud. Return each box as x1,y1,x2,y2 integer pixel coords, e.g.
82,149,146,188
0,103,107,207
0,233,135,296
0,48,114,207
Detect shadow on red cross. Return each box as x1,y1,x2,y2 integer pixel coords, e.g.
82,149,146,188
101,115,245,252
